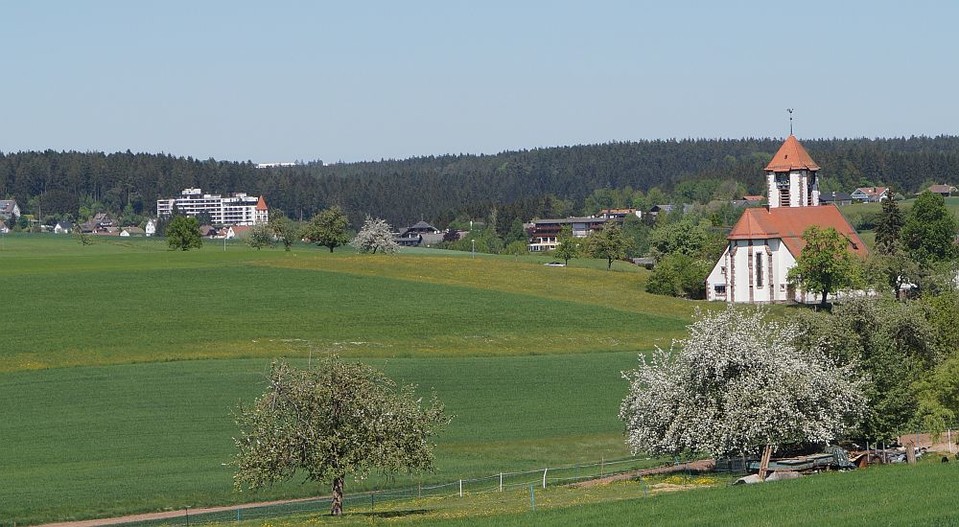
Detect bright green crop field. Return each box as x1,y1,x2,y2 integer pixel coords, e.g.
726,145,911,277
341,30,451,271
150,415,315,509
0,235,698,525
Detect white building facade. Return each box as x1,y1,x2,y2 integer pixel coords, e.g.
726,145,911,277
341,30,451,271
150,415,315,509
157,188,269,226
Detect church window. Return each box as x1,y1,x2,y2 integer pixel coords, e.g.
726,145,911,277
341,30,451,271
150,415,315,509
755,253,763,287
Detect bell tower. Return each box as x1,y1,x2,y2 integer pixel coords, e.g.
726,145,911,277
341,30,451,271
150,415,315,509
765,135,820,208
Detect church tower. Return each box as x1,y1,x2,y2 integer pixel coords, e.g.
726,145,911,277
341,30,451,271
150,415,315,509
764,135,820,208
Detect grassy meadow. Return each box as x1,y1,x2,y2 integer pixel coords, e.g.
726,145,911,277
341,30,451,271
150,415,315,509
0,234,699,525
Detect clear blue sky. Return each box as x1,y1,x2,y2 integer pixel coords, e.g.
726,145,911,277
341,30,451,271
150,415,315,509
3,1,956,163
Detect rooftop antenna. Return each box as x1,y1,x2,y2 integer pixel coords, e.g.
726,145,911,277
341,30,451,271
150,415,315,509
787,108,794,135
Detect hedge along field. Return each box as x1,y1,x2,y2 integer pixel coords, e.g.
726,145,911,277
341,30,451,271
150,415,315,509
1,353,643,525
0,235,694,372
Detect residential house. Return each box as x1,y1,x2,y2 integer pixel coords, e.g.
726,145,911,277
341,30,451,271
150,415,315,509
120,226,145,237
819,192,853,206
527,216,613,252
395,221,445,247
597,208,642,220
850,186,889,202
81,213,117,235
705,135,868,304
928,184,957,197
0,200,21,220
54,221,74,234
145,219,157,237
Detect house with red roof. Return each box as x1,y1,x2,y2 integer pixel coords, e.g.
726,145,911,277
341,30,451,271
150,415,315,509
705,136,868,303
850,186,889,203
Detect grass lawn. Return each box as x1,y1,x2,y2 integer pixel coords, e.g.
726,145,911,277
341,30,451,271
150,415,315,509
1,352,649,524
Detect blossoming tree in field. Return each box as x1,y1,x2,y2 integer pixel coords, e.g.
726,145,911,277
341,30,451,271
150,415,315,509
351,216,399,254
620,306,865,475
233,358,448,515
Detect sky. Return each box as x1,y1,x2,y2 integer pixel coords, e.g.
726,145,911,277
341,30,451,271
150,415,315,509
2,1,957,163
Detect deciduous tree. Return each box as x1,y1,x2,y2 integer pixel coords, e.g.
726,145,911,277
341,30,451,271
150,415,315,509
587,223,631,270
233,359,449,516
165,215,202,251
553,225,578,265
351,216,399,254
269,215,299,251
620,307,865,461
303,206,350,253
247,223,275,250
787,226,861,306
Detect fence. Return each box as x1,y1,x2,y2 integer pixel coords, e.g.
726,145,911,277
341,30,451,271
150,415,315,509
116,456,661,527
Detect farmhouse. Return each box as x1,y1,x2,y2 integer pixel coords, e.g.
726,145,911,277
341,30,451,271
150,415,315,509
705,135,868,303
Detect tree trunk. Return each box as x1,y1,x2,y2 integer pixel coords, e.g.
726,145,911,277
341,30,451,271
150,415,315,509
328,245,334,253
820,289,828,307
330,475,345,516
758,444,773,481
607,257,613,270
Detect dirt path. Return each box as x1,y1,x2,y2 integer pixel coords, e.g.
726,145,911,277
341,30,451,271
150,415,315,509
36,496,323,527
572,458,715,487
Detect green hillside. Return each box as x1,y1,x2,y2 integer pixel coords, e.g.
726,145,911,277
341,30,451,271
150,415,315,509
0,235,697,525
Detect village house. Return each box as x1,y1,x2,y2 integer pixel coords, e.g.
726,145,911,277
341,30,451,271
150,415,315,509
526,216,613,252
705,135,868,303
927,184,957,197
0,199,21,221
850,186,889,203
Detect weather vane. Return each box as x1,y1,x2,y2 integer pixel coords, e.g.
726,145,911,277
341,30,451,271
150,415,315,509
787,108,794,135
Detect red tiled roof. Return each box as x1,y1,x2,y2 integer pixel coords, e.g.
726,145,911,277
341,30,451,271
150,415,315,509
764,135,820,172
728,205,868,259
256,196,268,210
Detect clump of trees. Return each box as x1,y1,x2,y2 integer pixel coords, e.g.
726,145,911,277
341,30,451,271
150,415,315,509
233,358,449,516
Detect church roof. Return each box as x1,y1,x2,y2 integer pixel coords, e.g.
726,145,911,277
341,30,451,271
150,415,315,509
728,205,868,259
256,196,268,210
764,135,820,172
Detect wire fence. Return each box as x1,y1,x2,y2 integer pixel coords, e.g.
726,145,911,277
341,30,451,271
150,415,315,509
116,456,661,527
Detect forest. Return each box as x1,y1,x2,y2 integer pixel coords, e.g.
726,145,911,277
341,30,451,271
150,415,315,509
3,136,959,231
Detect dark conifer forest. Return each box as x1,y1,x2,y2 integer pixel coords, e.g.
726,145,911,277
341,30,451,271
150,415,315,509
3,136,959,228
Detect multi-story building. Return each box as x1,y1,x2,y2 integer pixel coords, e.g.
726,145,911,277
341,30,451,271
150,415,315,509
526,216,615,252
156,188,269,226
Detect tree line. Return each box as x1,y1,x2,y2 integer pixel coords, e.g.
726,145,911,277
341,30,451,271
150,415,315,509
4,136,959,230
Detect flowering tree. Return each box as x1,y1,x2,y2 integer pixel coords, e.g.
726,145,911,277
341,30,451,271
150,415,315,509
233,359,448,516
620,306,865,463
351,216,399,254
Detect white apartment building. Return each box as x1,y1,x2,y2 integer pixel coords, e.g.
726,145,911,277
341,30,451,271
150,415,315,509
157,188,269,226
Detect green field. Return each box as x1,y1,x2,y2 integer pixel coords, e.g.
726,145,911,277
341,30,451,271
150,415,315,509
0,235,698,525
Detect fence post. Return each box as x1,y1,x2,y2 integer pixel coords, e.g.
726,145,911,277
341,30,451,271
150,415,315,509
236,508,241,522
542,468,548,489
459,479,463,497
600,457,604,477
529,484,535,511
499,472,503,492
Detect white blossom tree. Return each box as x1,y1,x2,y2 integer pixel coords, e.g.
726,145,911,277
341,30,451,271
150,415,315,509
351,216,399,254
620,306,865,468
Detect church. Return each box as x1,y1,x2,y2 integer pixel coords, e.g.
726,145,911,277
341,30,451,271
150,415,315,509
705,135,868,303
